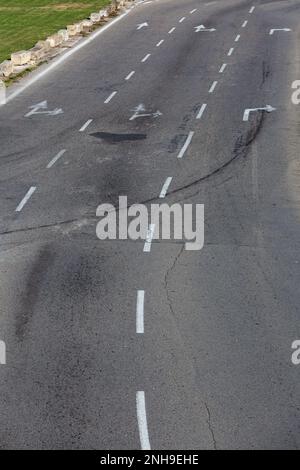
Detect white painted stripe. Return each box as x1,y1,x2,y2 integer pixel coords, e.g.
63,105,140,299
79,119,93,132
156,39,164,47
177,131,194,159
235,34,240,42
242,20,248,27
46,149,66,168
228,47,234,56
136,391,151,450
0,340,5,365
179,17,186,23
159,177,172,198
136,290,145,334
249,6,255,13
143,224,155,253
168,27,176,34
190,8,197,14
6,9,131,104
126,71,135,80
209,80,218,93
196,103,207,119
219,63,227,73
141,53,151,62
16,186,36,212
104,91,117,104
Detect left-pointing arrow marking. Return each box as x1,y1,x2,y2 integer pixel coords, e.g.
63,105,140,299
195,25,216,32
243,105,276,121
25,101,63,117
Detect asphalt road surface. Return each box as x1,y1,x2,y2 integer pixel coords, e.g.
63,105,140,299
0,0,300,450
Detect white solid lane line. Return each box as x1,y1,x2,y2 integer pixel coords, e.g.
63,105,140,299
196,103,207,119
209,80,218,93
79,119,93,132
159,177,173,198
228,47,234,56
136,391,151,450
179,17,186,23
249,6,255,13
242,20,248,27
168,27,176,34
177,131,194,159
219,63,227,73
141,53,151,62
143,224,156,253
156,40,164,47
47,149,66,168
126,71,135,80
136,290,145,334
16,186,36,212
235,34,240,42
104,91,117,104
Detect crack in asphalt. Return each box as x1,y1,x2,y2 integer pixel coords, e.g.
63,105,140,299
205,402,217,450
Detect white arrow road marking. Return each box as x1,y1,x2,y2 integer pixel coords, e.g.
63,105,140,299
137,22,148,30
159,177,173,198
143,224,156,252
0,340,5,365
177,131,194,159
243,105,276,121
25,101,63,117
16,186,36,212
269,28,291,35
195,25,216,32
136,391,151,450
136,290,145,334
130,104,162,121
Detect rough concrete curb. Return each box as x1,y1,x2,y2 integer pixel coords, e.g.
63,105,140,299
0,0,136,82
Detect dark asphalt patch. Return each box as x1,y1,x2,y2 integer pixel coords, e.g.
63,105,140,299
90,132,147,143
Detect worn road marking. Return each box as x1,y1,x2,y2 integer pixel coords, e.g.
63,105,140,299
177,131,194,159
143,224,156,252
79,119,93,132
16,187,36,212
159,177,173,198
243,105,276,121
136,391,151,450
104,91,117,104
126,71,135,80
136,290,145,334
209,81,218,93
219,63,227,73
196,103,207,119
47,149,66,168
228,47,234,56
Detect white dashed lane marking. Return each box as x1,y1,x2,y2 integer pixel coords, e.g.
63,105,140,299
141,53,151,62
177,131,194,159
16,186,36,212
104,91,117,103
79,119,93,132
159,177,173,198
196,103,207,119
136,391,151,450
47,149,66,168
